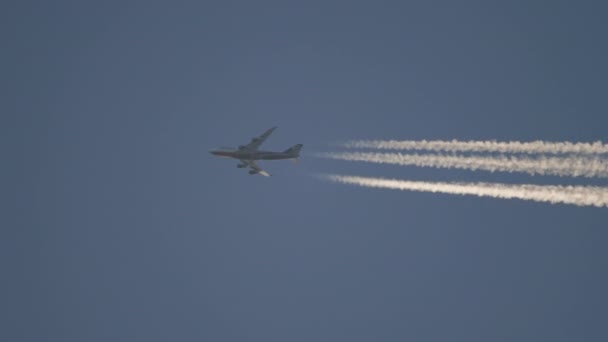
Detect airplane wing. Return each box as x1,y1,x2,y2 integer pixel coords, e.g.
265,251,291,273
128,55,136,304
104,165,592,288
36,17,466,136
240,126,277,151
242,160,271,177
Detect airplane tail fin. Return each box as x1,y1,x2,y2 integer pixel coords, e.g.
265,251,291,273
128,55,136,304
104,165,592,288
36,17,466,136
284,144,303,157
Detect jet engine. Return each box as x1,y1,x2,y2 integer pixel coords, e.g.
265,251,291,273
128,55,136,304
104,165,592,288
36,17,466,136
236,163,246,168
248,170,258,175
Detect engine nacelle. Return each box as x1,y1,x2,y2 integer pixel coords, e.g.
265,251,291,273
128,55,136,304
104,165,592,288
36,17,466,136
248,170,258,175
237,164,246,168
238,145,246,150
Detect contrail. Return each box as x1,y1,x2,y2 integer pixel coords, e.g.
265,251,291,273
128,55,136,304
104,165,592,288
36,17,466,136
322,174,608,207
317,152,608,178
344,139,608,155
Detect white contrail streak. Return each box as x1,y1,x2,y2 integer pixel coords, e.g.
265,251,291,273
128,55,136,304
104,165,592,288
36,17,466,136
322,174,608,207
317,152,608,178
344,139,608,155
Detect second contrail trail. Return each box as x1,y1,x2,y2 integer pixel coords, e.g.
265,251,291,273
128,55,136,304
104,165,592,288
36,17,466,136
317,151,608,178
321,174,608,207
344,139,608,155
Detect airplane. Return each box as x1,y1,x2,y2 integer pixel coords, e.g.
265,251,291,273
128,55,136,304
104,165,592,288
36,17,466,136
209,126,303,177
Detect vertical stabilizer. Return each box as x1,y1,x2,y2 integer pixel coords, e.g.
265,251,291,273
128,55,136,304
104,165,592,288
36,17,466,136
284,144,303,156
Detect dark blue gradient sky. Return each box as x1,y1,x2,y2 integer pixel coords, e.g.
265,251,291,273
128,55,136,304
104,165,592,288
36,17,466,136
4,1,608,341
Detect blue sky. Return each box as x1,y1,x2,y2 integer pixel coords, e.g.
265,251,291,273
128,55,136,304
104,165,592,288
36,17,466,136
4,1,608,341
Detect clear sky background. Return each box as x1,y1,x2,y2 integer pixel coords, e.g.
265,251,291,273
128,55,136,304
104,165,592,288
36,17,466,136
4,1,608,341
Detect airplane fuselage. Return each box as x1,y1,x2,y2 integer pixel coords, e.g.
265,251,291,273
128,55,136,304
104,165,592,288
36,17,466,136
210,150,296,160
